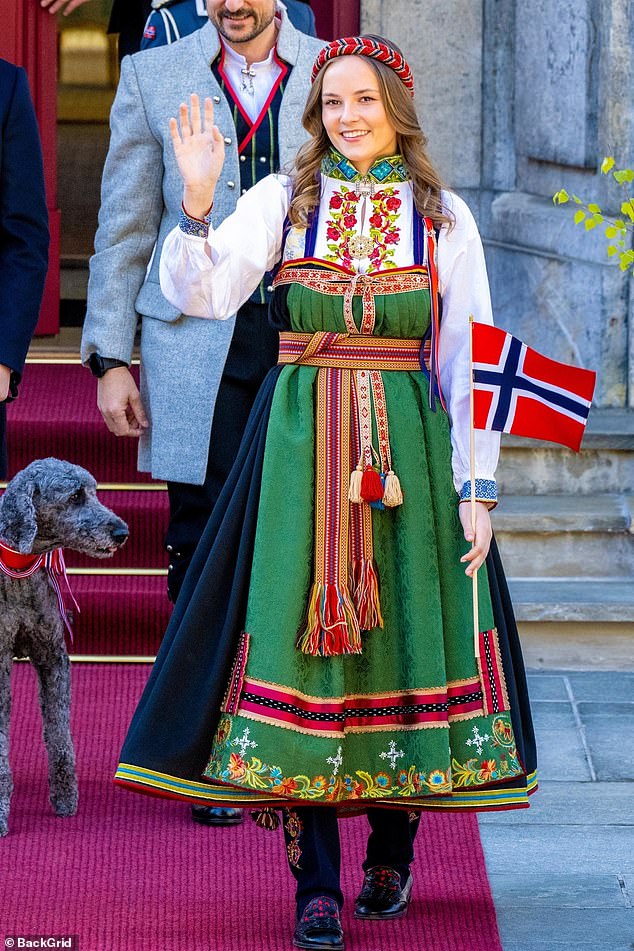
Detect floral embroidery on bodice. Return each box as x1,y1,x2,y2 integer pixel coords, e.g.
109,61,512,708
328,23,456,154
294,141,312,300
280,150,414,270
319,148,410,273
325,185,402,271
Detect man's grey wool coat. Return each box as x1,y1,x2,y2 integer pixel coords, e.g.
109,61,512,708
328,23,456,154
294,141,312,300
81,12,323,484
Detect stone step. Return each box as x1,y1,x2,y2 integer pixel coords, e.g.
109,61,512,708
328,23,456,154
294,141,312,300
492,493,634,577
496,408,634,495
508,578,634,623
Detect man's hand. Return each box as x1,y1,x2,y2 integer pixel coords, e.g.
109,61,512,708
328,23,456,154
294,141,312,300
97,366,149,437
458,501,493,577
0,365,11,402
40,0,92,15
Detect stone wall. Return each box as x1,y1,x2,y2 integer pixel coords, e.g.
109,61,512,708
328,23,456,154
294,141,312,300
361,0,634,408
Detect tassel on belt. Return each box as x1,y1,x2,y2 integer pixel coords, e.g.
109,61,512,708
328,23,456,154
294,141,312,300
277,331,424,658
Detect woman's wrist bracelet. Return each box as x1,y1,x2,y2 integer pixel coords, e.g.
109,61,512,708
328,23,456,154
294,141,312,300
179,201,213,238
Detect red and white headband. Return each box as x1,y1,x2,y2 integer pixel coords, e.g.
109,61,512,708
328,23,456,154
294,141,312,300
311,36,415,97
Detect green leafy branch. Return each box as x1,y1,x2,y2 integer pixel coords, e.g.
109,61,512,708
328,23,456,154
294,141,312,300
553,157,634,272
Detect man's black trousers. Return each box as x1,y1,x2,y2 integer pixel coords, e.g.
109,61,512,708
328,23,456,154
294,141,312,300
165,300,279,602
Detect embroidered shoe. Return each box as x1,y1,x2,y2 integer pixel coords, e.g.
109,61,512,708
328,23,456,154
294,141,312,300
293,896,344,950
354,865,413,919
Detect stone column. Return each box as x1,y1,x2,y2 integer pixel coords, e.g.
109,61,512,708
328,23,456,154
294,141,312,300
483,0,633,408
360,0,484,207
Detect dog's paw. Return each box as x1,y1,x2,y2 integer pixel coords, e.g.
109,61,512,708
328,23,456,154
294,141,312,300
50,789,79,818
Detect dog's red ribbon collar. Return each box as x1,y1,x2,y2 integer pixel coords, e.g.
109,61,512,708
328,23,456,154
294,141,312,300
0,540,44,574
0,540,80,640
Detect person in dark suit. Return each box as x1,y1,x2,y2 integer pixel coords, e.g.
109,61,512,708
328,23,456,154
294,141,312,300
0,60,49,479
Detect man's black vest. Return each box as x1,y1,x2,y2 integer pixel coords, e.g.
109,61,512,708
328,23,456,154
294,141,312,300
212,48,290,305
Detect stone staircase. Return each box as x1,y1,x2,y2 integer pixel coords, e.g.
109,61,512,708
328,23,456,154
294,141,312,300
492,409,634,669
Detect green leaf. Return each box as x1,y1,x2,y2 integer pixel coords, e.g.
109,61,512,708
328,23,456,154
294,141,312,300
572,194,583,204
585,218,597,230
587,203,602,213
614,169,634,184
553,189,569,205
621,201,634,222
574,209,586,225
592,213,604,224
614,219,627,232
607,245,618,257
605,226,618,238
619,251,634,272
601,157,615,174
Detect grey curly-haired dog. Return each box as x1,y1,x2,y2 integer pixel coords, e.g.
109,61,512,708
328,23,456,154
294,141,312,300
0,458,128,836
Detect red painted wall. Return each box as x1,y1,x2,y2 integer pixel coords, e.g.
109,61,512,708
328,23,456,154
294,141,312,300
311,0,361,40
1,2,60,335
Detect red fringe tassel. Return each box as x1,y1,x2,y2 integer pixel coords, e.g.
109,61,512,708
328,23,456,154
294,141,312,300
296,582,362,656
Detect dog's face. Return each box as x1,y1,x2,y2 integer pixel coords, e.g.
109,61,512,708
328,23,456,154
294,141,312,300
0,459,129,557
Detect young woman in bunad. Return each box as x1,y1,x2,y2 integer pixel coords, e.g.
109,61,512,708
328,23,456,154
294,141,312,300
115,35,537,950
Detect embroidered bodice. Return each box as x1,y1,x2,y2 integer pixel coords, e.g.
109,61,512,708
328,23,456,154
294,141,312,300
316,150,410,273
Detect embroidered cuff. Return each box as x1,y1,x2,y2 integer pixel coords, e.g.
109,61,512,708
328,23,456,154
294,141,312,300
459,479,498,507
178,203,212,238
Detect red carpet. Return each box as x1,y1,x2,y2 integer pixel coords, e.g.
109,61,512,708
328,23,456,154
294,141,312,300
63,576,172,656
1,664,502,951
7,364,152,484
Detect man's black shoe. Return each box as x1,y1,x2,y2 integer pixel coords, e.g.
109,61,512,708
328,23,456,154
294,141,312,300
354,865,413,919
293,896,344,950
191,805,244,826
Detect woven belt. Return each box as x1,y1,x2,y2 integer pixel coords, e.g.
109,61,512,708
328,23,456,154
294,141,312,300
278,331,423,370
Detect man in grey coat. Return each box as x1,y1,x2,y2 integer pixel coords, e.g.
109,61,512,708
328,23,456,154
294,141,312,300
81,0,322,823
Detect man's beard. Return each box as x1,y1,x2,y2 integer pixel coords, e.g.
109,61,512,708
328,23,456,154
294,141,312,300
210,5,276,44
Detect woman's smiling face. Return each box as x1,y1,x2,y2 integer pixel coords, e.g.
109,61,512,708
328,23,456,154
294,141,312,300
320,56,398,176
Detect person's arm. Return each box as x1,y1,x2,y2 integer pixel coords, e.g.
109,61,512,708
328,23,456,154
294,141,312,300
0,366,10,402
140,9,176,50
437,192,499,574
159,95,289,320
0,67,49,397
40,0,93,15
81,56,164,437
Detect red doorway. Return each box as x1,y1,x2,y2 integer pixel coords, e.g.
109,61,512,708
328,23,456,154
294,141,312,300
2,2,60,335
312,0,361,39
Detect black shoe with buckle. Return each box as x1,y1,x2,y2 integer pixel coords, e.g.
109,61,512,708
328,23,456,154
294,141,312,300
354,865,413,920
191,805,244,826
293,896,344,950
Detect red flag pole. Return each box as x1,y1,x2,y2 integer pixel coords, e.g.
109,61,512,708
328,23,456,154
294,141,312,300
469,315,480,659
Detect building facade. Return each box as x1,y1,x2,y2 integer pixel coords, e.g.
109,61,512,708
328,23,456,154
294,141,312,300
363,0,634,411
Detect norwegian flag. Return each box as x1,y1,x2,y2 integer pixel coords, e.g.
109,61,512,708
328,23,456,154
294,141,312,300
471,322,596,452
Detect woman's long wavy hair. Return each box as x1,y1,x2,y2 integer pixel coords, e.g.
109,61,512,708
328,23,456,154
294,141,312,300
288,37,452,230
